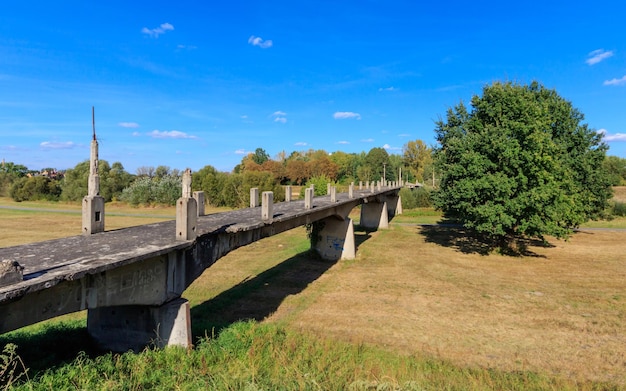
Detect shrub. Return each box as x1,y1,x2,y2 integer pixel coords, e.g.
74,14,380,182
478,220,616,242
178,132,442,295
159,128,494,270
612,201,626,217
399,186,432,209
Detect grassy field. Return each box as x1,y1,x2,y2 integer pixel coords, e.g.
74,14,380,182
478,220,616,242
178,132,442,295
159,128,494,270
1,195,625,389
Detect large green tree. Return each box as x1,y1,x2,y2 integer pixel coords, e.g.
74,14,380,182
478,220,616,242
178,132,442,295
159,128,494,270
434,81,612,244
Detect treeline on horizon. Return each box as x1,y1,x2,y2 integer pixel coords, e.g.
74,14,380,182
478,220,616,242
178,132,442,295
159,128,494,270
0,142,443,208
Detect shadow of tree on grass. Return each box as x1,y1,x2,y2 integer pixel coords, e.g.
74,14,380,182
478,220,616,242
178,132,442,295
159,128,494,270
419,220,553,257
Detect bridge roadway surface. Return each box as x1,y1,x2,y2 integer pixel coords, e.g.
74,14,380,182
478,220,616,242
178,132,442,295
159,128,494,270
0,186,401,342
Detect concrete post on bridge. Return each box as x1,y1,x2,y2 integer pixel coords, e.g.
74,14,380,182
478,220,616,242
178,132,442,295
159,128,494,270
176,169,197,241
250,188,259,208
82,108,105,235
311,204,355,261
285,185,292,202
193,191,205,217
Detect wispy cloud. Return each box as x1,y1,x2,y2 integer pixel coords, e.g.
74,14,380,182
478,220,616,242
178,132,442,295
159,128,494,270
398,133,410,138
361,138,374,142
248,35,273,48
333,111,361,120
118,122,140,128
603,75,626,86
586,49,614,65
148,130,197,139
337,141,350,145
378,86,396,92
383,143,402,151
40,141,77,150
271,111,287,123
176,44,197,50
142,23,174,38
598,128,626,141
295,142,308,146
235,149,247,155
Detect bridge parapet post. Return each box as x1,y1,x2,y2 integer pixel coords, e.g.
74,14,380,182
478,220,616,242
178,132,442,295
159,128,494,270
304,187,314,209
327,183,331,195
330,186,337,202
262,191,274,221
349,183,354,198
193,191,205,216
176,169,197,241
285,185,292,202
250,188,259,208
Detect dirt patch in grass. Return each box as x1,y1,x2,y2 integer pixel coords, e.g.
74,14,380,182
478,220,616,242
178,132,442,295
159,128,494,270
202,225,625,385
613,186,626,202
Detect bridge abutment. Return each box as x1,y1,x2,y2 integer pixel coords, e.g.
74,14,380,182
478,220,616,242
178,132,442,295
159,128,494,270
87,298,191,352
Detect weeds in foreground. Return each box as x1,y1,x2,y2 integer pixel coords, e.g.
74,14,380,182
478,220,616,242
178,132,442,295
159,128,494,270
4,321,618,390
0,343,28,389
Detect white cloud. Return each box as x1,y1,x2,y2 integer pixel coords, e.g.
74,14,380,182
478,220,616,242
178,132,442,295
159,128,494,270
271,111,287,123
361,138,374,143
248,35,273,48
603,75,626,86
586,49,614,65
40,141,76,150
382,144,402,151
598,128,626,141
294,142,308,146
118,122,140,128
176,44,197,50
337,141,350,145
142,23,174,38
333,111,361,120
235,149,247,155
398,133,410,138
148,130,197,139
132,132,141,137
378,86,396,92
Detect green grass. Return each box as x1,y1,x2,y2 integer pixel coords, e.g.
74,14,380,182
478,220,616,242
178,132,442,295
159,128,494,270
3,321,608,391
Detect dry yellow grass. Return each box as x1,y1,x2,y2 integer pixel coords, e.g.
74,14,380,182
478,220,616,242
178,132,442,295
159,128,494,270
198,224,626,385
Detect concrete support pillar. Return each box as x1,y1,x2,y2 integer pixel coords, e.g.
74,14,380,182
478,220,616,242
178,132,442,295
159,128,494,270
285,185,292,202
250,188,259,208
87,298,191,352
386,194,403,218
193,191,205,216
82,195,105,235
330,186,337,202
312,217,355,261
262,191,273,221
360,201,389,230
304,187,313,209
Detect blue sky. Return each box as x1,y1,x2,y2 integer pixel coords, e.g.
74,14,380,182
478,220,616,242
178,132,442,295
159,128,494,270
1,1,625,173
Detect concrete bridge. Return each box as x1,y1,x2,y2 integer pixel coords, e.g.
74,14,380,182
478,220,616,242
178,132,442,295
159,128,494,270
0,182,402,352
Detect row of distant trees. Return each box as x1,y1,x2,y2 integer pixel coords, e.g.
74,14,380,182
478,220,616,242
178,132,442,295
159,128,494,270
0,142,440,207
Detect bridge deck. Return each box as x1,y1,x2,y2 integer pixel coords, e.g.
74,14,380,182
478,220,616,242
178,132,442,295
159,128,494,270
0,188,396,305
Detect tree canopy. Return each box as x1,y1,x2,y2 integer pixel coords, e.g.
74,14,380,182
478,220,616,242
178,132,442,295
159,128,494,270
433,81,612,244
